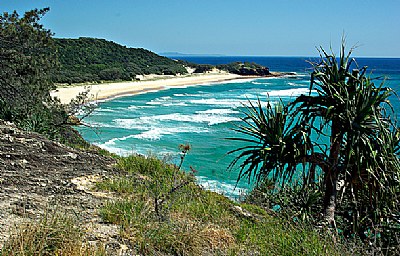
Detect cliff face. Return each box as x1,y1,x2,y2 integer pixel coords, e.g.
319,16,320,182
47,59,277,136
0,120,120,251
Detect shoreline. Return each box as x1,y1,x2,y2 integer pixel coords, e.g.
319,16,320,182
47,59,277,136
51,73,267,104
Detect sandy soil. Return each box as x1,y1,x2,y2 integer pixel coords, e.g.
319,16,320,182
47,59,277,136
51,73,253,104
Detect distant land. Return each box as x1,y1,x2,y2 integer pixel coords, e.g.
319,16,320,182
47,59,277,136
52,38,272,84
53,38,188,84
160,52,225,57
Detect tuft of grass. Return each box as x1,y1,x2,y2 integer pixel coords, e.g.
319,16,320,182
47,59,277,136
234,219,343,255
0,210,106,256
96,177,137,194
100,199,150,228
117,154,173,176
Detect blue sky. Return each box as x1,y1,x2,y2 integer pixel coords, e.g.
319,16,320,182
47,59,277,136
2,0,400,57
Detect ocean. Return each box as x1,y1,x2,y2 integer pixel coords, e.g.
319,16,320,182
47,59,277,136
78,56,400,198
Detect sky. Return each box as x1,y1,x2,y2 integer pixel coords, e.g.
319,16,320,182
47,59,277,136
2,0,400,57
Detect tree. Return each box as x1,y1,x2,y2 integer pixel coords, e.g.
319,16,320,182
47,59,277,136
228,42,400,250
0,8,57,119
0,8,91,144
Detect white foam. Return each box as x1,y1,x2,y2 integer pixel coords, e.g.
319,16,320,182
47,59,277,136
189,98,272,108
91,108,124,116
196,109,240,115
261,88,310,97
284,73,308,78
113,118,154,130
146,96,189,107
103,138,117,146
133,128,167,140
133,126,209,140
251,81,271,85
127,105,155,110
160,96,172,100
238,93,258,99
95,108,118,113
173,93,204,97
86,121,116,128
146,96,170,105
189,98,244,108
163,102,188,107
95,142,134,156
146,101,189,107
141,113,240,125
102,134,137,148
216,78,257,84
146,101,164,105
196,176,248,199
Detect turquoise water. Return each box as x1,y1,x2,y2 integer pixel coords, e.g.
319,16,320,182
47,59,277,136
78,57,400,198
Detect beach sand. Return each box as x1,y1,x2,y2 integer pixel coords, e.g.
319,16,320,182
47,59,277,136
51,73,252,104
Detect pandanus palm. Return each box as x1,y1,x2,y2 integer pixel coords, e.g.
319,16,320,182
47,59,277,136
295,44,400,230
227,99,310,186
228,42,400,245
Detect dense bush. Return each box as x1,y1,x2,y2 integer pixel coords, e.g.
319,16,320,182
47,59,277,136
0,9,64,134
176,59,271,76
217,61,270,75
0,9,89,145
53,37,188,83
0,9,55,116
193,64,215,73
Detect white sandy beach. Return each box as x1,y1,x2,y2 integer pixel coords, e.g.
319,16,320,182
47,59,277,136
51,73,251,104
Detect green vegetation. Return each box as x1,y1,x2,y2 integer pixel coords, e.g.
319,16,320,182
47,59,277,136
54,37,188,84
228,42,400,253
95,153,344,255
178,59,271,76
1,152,347,255
0,8,89,145
217,61,270,76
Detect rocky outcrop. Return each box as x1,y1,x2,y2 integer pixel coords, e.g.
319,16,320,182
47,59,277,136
237,66,270,76
217,62,270,76
0,120,124,251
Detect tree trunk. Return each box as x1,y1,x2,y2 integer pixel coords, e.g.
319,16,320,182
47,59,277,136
323,172,338,227
323,119,342,228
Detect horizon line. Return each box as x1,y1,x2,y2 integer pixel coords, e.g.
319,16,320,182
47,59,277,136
161,54,400,59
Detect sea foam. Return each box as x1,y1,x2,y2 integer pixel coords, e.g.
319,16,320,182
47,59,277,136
261,87,310,97
133,126,209,140
189,98,244,108
195,108,239,115
141,113,240,125
196,176,248,199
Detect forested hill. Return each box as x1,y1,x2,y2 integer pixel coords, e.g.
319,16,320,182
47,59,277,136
53,37,188,84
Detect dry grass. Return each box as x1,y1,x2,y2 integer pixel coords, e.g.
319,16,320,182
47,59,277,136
0,211,106,256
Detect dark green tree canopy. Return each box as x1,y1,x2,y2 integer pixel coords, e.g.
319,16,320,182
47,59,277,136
0,8,57,120
0,8,89,144
53,37,188,83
